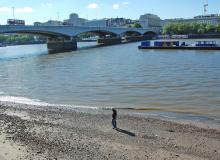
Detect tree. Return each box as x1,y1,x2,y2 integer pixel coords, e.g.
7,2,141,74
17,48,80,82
205,24,216,33
162,22,219,35
216,24,220,33
0,35,7,43
132,23,142,28
163,23,180,34
0,34,35,43
190,23,201,34
177,23,190,34
163,23,172,34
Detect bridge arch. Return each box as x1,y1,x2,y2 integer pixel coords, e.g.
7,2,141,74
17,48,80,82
120,31,142,37
0,30,70,38
143,31,157,39
76,30,118,38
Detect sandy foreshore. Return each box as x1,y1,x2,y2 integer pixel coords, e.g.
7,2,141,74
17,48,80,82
0,102,220,160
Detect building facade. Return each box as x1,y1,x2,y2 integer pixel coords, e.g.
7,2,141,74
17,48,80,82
139,14,162,29
84,19,108,27
163,14,220,26
84,18,135,28
63,13,87,26
106,18,134,27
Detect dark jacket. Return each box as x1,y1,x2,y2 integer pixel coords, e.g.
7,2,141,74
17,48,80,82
112,109,117,119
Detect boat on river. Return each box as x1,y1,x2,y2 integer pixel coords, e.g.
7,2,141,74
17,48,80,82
138,40,220,50
0,43,6,47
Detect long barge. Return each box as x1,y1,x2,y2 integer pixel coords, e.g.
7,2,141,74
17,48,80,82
138,41,220,50
138,46,220,50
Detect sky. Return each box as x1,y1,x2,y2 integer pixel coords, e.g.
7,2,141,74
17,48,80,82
0,0,220,25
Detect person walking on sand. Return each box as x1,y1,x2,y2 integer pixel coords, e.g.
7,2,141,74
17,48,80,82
112,108,117,129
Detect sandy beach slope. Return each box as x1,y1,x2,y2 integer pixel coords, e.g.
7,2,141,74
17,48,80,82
0,102,220,160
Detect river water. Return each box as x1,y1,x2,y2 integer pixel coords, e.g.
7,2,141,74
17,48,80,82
0,40,220,120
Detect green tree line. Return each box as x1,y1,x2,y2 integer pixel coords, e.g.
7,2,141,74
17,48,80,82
127,23,142,28
0,34,36,43
163,23,220,35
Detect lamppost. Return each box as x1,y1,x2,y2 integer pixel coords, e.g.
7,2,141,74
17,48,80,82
12,7,15,20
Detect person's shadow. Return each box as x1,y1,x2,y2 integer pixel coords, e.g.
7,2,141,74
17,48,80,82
115,128,136,137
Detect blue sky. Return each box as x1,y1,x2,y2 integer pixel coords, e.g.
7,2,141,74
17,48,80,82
0,0,219,24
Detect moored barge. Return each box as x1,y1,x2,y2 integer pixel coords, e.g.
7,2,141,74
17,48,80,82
138,41,220,50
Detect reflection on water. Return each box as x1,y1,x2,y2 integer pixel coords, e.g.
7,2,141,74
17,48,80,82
0,40,220,118
0,44,47,60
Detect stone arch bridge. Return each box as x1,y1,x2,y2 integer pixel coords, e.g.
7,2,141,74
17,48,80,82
0,25,159,52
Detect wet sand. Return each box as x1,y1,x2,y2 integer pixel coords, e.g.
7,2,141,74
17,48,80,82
0,102,220,160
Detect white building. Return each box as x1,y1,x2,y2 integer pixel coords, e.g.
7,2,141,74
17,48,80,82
106,18,133,27
139,14,162,29
163,14,220,26
84,19,108,27
63,13,87,26
84,18,134,28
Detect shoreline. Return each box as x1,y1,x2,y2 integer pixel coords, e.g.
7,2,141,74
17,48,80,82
0,97,220,128
0,101,220,160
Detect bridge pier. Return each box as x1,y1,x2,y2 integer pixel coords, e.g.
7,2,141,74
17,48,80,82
124,36,145,42
124,35,156,42
97,37,122,45
47,37,77,53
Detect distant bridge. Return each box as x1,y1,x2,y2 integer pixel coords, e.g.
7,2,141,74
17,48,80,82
0,25,159,37
0,25,160,52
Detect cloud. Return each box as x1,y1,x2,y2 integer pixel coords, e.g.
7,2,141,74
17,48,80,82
15,7,33,13
40,3,53,7
122,2,130,5
0,6,33,13
87,3,99,9
113,4,119,9
0,7,11,12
